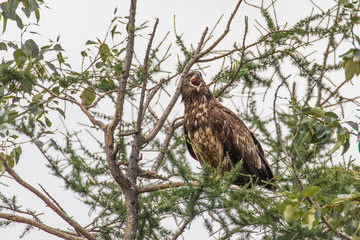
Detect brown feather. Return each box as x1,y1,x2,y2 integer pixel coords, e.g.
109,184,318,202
181,71,275,190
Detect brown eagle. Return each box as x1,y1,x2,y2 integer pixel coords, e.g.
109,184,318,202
180,71,275,190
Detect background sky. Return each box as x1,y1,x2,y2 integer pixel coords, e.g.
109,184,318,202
0,0,357,239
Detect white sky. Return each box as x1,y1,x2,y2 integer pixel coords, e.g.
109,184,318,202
0,0,359,239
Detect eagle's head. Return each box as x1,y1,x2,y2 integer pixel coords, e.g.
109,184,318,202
180,71,213,105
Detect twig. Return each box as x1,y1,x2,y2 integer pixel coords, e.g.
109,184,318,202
171,218,193,240
151,119,183,173
138,18,159,127
38,184,67,215
216,16,249,97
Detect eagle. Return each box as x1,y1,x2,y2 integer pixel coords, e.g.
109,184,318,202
180,71,275,190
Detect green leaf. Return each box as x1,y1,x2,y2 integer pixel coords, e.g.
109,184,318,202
344,58,360,81
302,186,319,198
15,15,24,29
2,17,7,33
341,138,350,155
35,8,40,23
325,111,338,119
13,49,27,67
330,141,342,154
6,154,14,168
53,44,64,51
45,116,52,127
307,107,325,117
57,52,64,64
32,93,43,103
284,205,300,222
14,146,22,164
81,50,87,57
302,208,316,230
86,40,97,45
340,48,354,59
345,218,359,236
111,25,117,39
99,43,113,62
0,42,7,51
0,159,4,173
339,0,350,6
314,122,324,132
35,140,43,148
55,107,66,118
52,86,60,95
346,121,359,131
80,87,96,106
337,126,348,136
354,49,360,59
45,61,58,74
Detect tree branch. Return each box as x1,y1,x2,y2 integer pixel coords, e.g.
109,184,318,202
0,213,85,240
151,119,182,173
138,18,159,127
216,15,249,97
0,155,96,240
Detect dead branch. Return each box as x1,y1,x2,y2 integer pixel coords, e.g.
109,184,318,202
0,155,96,240
0,213,85,240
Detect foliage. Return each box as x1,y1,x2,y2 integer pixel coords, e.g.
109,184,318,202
1,0,360,240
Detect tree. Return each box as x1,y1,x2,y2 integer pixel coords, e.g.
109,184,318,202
1,0,360,239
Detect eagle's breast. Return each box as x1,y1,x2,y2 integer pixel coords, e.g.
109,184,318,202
184,101,226,169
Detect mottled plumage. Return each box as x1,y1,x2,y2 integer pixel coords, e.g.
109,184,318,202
180,71,275,190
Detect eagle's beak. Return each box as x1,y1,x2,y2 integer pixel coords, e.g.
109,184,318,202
190,72,202,91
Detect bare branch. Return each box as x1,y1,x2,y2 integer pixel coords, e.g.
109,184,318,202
151,119,183,173
0,155,96,240
138,18,160,129
0,213,85,240
197,0,243,58
108,0,137,136
216,16,249,97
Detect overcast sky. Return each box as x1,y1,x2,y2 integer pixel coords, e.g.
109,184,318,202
0,0,357,239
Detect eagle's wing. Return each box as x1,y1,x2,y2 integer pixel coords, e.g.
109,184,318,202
184,124,198,161
210,101,274,187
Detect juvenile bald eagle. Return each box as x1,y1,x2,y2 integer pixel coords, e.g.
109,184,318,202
180,71,275,190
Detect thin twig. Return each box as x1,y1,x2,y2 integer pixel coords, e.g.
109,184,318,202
151,119,183,173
